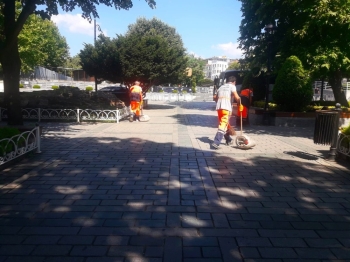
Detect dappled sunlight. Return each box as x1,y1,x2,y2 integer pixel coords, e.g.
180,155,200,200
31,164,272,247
218,187,260,198
52,206,71,212
181,214,210,227
54,185,88,194
1,106,349,262
73,217,100,227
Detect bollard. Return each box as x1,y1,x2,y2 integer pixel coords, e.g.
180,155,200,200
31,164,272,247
77,109,80,123
35,123,42,153
328,103,341,161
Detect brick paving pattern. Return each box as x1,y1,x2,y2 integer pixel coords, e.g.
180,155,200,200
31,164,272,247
0,100,349,261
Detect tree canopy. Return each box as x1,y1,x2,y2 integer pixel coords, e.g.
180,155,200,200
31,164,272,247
182,55,205,88
19,14,69,72
0,0,156,125
79,17,187,91
238,0,350,106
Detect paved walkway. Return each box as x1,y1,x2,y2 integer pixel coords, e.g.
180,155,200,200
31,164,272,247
0,101,349,262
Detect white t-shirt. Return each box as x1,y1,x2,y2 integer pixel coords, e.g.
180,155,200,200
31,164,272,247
215,83,237,112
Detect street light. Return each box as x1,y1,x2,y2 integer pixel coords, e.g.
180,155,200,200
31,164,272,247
263,23,276,124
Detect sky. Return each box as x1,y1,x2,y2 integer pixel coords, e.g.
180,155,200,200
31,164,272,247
51,0,244,60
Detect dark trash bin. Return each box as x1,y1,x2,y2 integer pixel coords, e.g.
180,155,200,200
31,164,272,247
313,110,339,145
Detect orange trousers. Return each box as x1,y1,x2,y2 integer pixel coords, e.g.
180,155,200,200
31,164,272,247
217,109,231,131
130,101,142,116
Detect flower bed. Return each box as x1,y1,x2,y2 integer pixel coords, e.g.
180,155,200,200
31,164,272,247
249,107,350,127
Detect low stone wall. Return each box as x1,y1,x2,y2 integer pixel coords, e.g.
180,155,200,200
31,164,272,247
249,108,350,128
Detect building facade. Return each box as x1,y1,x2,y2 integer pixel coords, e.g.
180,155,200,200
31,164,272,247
204,56,237,80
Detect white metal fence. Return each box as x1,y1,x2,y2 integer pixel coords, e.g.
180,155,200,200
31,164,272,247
0,107,131,123
145,93,195,101
0,126,41,166
337,133,350,159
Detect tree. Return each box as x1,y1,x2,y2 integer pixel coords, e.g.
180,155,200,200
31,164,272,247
64,55,82,70
80,35,123,83
238,0,350,107
227,60,240,70
182,55,205,88
122,17,187,90
0,0,156,125
272,56,313,112
80,17,187,92
119,33,187,90
19,14,69,72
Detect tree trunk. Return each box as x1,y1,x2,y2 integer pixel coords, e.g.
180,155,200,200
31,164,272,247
328,70,349,107
1,41,23,126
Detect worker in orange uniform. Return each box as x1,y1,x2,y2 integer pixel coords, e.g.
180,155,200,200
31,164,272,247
129,81,143,122
212,76,241,149
237,86,253,123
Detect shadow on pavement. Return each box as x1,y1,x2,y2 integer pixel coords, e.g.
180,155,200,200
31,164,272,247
0,129,349,261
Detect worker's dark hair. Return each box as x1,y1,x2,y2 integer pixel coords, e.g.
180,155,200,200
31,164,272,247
227,76,236,83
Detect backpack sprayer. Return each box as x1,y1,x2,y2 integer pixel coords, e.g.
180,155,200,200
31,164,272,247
235,100,256,149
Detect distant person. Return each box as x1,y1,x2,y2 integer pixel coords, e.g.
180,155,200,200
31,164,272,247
129,81,143,122
212,76,241,149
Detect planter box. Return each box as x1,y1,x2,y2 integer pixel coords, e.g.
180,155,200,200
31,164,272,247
249,108,350,127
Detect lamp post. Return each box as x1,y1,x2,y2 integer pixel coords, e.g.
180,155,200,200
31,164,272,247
263,23,275,124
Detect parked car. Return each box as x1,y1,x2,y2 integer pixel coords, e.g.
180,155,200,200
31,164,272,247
99,85,130,106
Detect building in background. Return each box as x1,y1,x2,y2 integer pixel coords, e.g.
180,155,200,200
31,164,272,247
204,56,238,80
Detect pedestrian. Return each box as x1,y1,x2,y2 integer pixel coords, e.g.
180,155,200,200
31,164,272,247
129,81,143,122
212,76,241,149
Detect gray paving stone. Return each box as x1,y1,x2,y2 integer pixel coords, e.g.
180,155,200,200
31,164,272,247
1,102,350,261
163,237,182,262
259,247,298,259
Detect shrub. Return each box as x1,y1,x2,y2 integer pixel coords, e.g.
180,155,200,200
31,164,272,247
272,56,313,112
52,85,59,90
32,84,41,89
0,127,22,156
19,83,24,88
253,100,279,110
172,89,178,93
86,86,93,92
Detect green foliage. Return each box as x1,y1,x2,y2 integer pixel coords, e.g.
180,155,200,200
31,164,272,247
182,54,205,87
121,18,187,89
19,83,24,88
85,86,93,91
342,124,350,136
238,0,350,106
0,0,157,126
51,85,59,90
199,78,214,87
172,89,178,93
64,55,82,71
19,14,69,72
80,35,123,84
272,56,313,112
228,60,241,70
253,100,279,110
32,84,41,89
0,127,21,155
159,89,164,93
